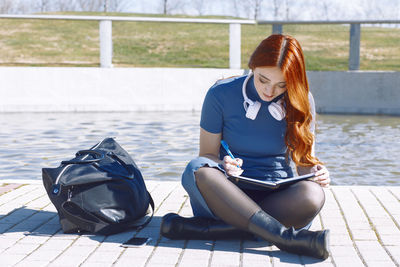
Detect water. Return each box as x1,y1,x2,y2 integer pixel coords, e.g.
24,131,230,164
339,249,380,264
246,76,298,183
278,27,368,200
0,112,399,186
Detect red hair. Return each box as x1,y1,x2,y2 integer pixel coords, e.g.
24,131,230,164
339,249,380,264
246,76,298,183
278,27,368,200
248,34,321,167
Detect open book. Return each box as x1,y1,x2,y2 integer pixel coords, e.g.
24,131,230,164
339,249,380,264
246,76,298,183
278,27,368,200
227,173,316,190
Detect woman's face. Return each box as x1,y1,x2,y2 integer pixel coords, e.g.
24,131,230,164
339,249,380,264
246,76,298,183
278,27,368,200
253,66,287,102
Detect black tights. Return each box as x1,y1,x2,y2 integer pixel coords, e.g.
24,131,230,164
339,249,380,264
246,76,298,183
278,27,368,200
195,167,325,230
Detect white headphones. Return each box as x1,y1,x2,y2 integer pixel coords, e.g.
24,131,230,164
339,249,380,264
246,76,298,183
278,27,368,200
242,72,286,121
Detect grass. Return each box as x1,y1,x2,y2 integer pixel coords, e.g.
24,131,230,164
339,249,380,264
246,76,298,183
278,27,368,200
0,12,399,70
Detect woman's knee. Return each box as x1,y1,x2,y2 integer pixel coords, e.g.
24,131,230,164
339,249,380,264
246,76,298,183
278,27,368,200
294,181,326,212
182,157,215,189
194,166,217,185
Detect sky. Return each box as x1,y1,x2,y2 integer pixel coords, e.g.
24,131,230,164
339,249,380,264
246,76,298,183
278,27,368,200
5,0,400,21
125,0,400,21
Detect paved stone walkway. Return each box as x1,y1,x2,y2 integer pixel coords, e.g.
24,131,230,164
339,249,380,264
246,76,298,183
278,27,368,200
0,180,399,267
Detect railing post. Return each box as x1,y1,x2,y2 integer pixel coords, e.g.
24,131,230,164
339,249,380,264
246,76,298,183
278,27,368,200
99,20,113,68
229,23,241,69
349,23,361,70
272,24,283,34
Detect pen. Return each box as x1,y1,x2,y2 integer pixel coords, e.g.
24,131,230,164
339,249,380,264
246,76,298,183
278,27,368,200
220,140,240,168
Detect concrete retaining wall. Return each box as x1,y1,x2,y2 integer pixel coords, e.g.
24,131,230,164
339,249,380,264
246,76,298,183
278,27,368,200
308,71,400,115
0,67,399,115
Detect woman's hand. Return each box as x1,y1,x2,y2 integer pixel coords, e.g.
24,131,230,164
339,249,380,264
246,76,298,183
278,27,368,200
311,164,330,188
298,164,330,188
222,155,244,176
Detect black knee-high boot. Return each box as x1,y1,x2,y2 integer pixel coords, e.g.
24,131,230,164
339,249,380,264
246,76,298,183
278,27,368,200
160,213,254,240
248,210,330,259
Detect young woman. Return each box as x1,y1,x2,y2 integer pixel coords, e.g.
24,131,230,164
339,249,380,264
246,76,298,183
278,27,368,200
161,34,331,259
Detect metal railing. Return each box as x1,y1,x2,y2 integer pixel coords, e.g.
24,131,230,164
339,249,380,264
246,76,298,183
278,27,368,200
0,14,399,70
260,19,400,70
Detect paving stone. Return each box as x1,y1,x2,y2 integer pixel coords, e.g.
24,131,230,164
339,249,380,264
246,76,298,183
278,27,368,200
0,253,29,266
4,242,41,255
380,234,400,246
18,234,50,244
147,250,181,265
15,260,50,267
0,222,14,233
356,240,393,262
330,245,359,257
333,256,364,267
49,253,88,266
210,251,240,266
329,234,353,246
376,225,399,235
179,257,212,267
118,245,154,258
386,246,400,264
113,257,148,267
1,182,400,267
180,249,211,264
95,241,124,252
351,229,378,240
81,250,121,263
362,261,397,267
1,231,26,239
39,238,74,251
23,248,63,261
72,235,105,246
268,249,302,266
0,236,19,249
303,262,334,267
242,259,272,267
62,245,96,256
51,232,79,240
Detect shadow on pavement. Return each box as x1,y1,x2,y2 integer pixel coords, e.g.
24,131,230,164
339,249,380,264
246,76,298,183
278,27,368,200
1,208,326,263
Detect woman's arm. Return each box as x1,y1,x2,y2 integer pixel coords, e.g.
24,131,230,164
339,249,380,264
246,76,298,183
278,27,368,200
199,128,243,176
297,138,330,188
199,128,222,163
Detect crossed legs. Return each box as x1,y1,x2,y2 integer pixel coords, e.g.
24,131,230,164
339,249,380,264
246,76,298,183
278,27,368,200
194,167,325,229
161,166,329,258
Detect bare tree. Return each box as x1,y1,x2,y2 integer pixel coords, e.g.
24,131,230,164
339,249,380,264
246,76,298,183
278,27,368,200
321,1,329,20
15,1,31,14
161,0,184,15
363,0,386,19
192,0,205,16
272,0,281,19
239,0,263,19
240,0,253,19
250,0,263,20
253,0,262,20
57,0,77,12
232,0,240,17
76,0,103,12
39,0,51,12
284,0,292,20
0,0,14,13
162,0,168,14
109,0,131,12
104,0,109,12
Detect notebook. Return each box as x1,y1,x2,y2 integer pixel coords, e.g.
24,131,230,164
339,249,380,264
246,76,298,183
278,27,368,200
227,173,316,190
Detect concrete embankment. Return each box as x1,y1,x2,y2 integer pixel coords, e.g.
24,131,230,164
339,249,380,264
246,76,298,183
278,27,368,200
1,67,399,115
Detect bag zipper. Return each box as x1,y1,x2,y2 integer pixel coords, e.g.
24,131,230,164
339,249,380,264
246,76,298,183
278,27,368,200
51,139,105,195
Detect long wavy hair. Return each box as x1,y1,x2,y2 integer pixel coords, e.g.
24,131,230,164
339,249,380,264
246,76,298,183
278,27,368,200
248,34,321,167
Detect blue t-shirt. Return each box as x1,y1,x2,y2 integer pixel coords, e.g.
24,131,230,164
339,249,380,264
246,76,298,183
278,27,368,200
201,75,313,182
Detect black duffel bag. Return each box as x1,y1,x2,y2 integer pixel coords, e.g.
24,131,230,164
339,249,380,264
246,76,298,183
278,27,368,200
42,137,154,235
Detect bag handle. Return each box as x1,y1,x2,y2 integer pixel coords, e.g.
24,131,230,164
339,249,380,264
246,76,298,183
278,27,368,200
60,201,108,233
61,150,105,165
97,152,135,179
60,191,155,233
134,192,155,230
